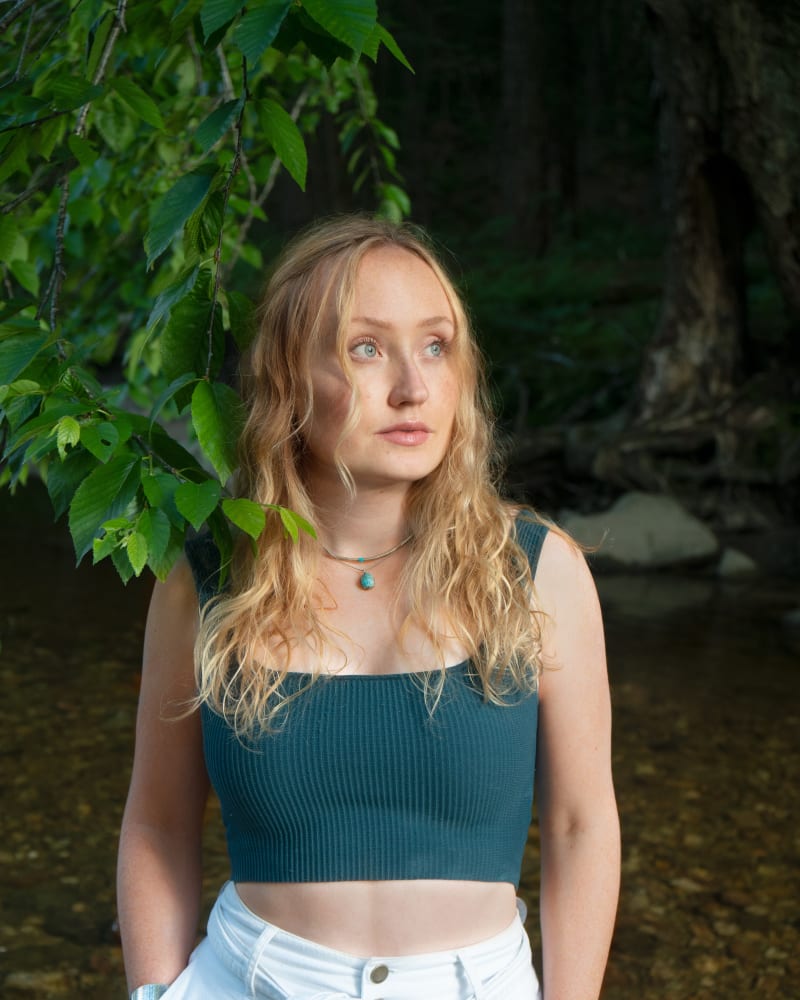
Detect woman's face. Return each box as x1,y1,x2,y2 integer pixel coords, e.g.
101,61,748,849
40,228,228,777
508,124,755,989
303,245,460,494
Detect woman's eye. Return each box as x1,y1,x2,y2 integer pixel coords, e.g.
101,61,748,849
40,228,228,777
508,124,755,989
425,339,446,357
352,341,378,359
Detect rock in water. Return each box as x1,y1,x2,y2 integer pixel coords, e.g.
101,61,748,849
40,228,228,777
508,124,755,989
560,492,719,569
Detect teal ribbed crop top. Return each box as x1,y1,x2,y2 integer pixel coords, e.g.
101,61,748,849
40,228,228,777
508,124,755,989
185,518,547,888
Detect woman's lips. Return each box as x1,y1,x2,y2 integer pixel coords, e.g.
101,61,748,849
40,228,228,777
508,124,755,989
377,422,432,446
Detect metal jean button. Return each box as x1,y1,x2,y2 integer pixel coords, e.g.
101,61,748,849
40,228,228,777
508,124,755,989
369,963,389,983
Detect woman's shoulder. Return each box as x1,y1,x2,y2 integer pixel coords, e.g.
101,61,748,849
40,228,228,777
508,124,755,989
534,523,599,626
503,503,590,591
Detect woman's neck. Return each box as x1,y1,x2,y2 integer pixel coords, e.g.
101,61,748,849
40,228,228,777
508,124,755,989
310,486,412,557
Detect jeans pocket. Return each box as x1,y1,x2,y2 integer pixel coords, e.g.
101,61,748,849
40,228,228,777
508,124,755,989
159,963,195,1000
477,937,540,1000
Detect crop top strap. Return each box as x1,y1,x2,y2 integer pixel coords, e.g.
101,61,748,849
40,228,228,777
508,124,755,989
184,532,223,608
513,514,549,579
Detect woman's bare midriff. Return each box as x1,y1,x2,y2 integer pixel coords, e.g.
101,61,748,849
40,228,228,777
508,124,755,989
235,879,519,956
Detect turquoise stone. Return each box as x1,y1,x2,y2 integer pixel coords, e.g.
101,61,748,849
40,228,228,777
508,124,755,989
359,571,375,590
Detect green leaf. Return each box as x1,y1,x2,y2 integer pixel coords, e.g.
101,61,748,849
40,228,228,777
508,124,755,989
378,182,411,220
259,98,307,190
138,507,171,563
147,266,200,331
4,400,83,456
46,448,99,519
160,288,224,384
226,290,256,349
0,333,49,385
191,379,243,482
233,0,292,65
141,470,184,528
363,23,413,71
67,134,97,169
80,420,119,463
0,134,29,185
111,78,166,130
125,530,149,575
48,76,104,112
170,0,204,38
87,10,115,80
92,531,118,565
272,504,316,540
148,524,185,582
0,298,35,328
185,190,225,257
149,372,198,428
111,543,135,583
99,517,131,532
37,116,65,160
8,260,39,297
222,497,265,539
141,472,165,506
109,411,133,446
68,454,141,560
237,242,263,271
3,378,40,399
175,478,221,530
208,506,234,585
278,505,299,541
138,418,207,480
55,415,81,459
0,315,42,341
144,167,216,268
302,0,377,54
200,0,243,40
194,99,242,153
273,9,351,64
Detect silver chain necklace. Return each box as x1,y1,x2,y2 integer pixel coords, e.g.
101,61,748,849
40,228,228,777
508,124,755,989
321,534,413,590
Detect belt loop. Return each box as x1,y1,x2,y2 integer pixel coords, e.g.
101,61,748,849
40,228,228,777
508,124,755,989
245,924,279,998
456,950,488,1000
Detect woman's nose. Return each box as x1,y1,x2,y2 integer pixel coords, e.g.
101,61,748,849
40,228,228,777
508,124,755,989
387,358,429,407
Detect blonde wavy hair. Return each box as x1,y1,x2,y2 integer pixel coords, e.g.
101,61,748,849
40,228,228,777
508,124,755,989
195,215,545,735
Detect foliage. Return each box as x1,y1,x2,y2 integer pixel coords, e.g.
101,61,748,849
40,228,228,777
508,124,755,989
0,0,410,582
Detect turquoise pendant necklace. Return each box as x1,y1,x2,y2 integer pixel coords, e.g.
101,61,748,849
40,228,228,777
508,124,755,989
321,534,413,590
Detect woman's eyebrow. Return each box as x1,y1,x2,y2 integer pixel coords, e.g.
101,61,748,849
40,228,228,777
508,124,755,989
351,315,454,328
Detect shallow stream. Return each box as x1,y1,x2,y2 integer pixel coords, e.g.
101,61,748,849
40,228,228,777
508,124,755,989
1,484,797,999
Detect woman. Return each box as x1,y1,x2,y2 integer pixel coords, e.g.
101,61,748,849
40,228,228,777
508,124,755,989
117,216,620,1000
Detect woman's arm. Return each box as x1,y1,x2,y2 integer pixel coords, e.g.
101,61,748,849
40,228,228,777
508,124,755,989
534,532,621,1000
117,559,210,992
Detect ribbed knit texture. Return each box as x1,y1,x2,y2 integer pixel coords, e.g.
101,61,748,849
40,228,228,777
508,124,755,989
186,517,548,888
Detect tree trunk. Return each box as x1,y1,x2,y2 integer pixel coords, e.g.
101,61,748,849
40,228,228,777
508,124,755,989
637,0,800,424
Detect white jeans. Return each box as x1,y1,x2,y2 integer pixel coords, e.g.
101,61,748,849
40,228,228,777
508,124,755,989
162,882,542,1000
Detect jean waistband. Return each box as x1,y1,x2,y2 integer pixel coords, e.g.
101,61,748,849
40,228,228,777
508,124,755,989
207,880,529,996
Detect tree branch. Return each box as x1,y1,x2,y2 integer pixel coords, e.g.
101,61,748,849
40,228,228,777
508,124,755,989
35,174,69,353
0,0,37,33
35,0,127,334
75,0,127,134
11,1,35,82
0,158,74,214
225,81,313,276
216,44,236,100
205,61,248,378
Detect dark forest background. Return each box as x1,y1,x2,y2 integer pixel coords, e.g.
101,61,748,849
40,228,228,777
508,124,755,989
1,0,799,572
271,0,800,526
